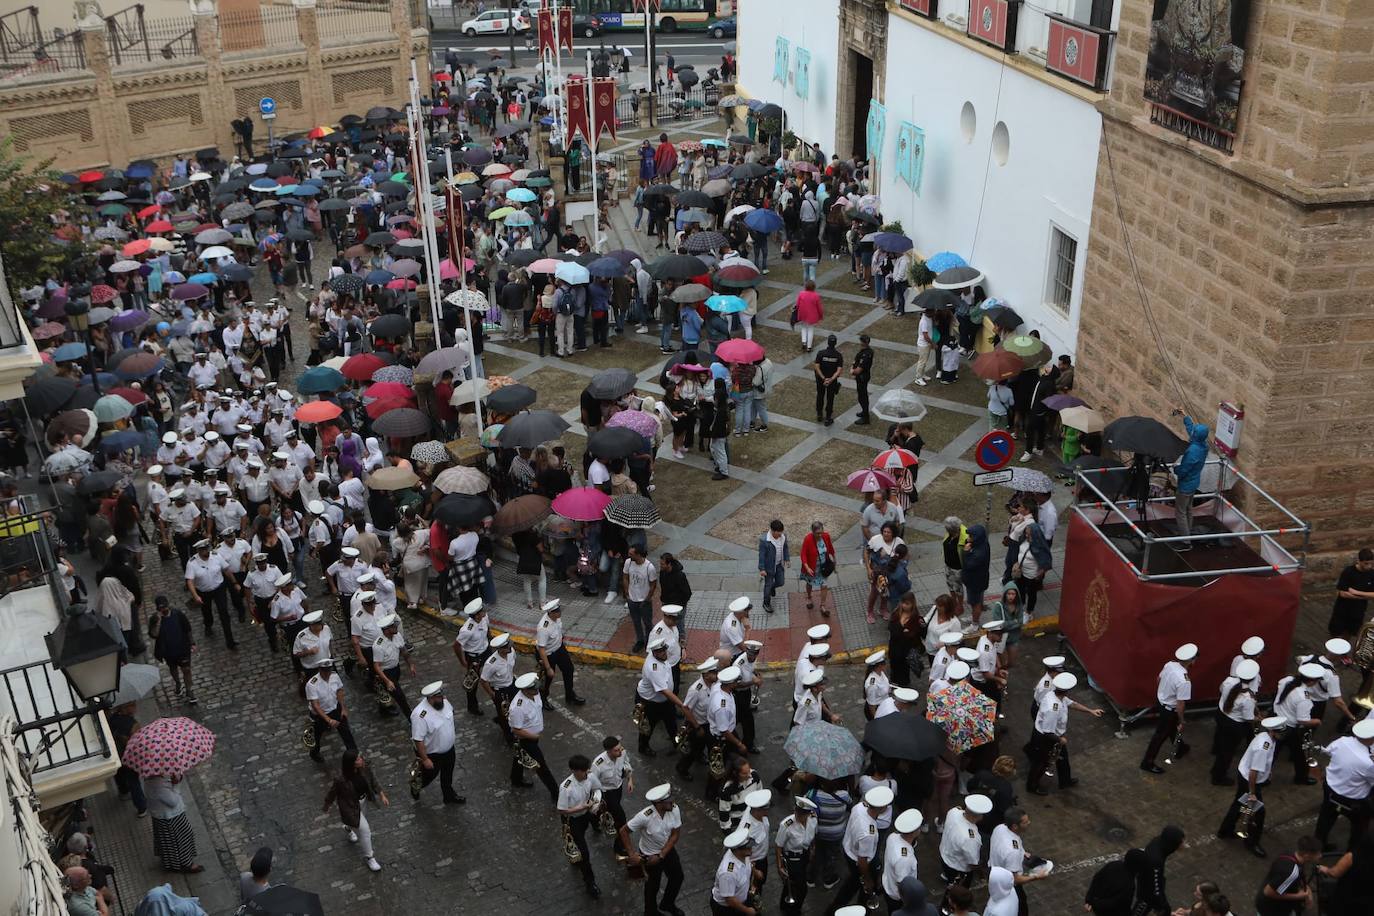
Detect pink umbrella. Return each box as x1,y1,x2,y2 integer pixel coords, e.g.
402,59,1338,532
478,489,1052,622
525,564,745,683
872,447,920,470
606,409,661,439
438,258,475,280
715,338,765,363
551,486,613,522
846,468,897,493
529,258,564,274
385,278,417,290
120,716,216,778
362,381,415,402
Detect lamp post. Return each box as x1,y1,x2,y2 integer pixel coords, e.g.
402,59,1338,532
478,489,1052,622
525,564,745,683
44,602,124,707
63,299,100,396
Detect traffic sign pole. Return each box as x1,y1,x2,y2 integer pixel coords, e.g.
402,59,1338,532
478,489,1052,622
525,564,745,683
973,430,1017,529
259,96,277,155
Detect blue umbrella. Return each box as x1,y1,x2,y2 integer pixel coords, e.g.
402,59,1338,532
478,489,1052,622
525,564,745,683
169,320,193,337
126,163,155,179
52,342,89,362
586,257,626,279
98,430,143,453
163,270,186,285
703,139,728,149
705,294,747,314
743,208,784,234
274,184,300,196
925,250,968,273
115,357,165,379
872,232,914,254
554,262,590,285
294,185,321,196
505,188,537,203
79,372,121,388
783,721,866,780
246,163,268,176
365,269,395,286
250,178,278,192
297,366,347,394
504,211,534,227
188,272,219,285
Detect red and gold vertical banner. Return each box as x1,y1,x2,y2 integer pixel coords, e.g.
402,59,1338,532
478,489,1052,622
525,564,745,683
444,184,465,265
557,7,573,52
537,8,555,57
565,75,590,143
592,77,617,141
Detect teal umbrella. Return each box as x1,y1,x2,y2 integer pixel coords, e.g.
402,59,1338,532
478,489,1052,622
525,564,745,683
93,394,135,423
297,366,347,394
783,721,865,779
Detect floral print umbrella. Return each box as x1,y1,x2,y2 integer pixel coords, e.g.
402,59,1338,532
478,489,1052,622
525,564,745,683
925,682,997,754
121,716,215,778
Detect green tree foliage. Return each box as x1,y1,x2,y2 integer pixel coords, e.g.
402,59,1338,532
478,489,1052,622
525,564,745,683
0,137,82,297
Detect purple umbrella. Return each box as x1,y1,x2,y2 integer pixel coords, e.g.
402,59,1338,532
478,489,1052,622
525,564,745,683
606,409,660,440
37,298,68,319
110,309,149,332
170,282,209,301
432,106,452,116
1043,394,1086,411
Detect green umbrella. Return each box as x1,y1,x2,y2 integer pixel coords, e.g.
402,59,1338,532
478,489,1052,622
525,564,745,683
99,203,130,217
1001,334,1050,368
783,722,866,780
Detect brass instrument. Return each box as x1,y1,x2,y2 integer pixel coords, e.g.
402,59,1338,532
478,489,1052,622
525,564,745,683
591,791,617,836
1043,737,1061,779
782,871,797,908
674,721,693,755
462,665,479,692
1234,793,1259,840
374,681,395,707
751,686,761,710
300,722,316,749
562,816,583,864
708,739,726,777
632,701,651,736
408,759,423,796
1163,727,1185,765
1300,729,1323,769
515,742,540,770
1352,621,1374,711
864,889,882,911
499,696,511,719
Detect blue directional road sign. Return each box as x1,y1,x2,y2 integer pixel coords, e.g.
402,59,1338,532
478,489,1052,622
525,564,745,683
259,96,276,119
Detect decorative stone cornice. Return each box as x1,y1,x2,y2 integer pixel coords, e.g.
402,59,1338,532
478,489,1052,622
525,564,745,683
0,80,99,107
112,66,209,94
320,42,402,66
222,53,310,77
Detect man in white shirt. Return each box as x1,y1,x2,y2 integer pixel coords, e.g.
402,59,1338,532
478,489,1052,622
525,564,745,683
1315,719,1374,852
720,595,750,653
188,352,218,389
620,784,683,916
732,640,764,753
989,807,1048,911
268,451,303,512
1027,672,1104,795
828,785,892,911
534,600,586,707
268,573,306,655
285,429,316,472
305,660,356,761
1141,642,1197,774
1217,715,1286,856
452,598,491,715
293,611,331,673
185,539,236,649
647,605,683,692
675,658,719,782
479,633,517,743
635,640,691,755
555,755,604,899
243,552,283,629
712,828,755,914
774,795,818,912
410,682,464,804
881,808,925,910
863,650,891,720
621,546,658,654
938,793,991,889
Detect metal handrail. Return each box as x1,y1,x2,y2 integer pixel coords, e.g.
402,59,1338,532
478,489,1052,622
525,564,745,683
0,660,111,775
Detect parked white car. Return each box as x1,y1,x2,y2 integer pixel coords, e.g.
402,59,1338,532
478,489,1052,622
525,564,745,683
461,9,531,35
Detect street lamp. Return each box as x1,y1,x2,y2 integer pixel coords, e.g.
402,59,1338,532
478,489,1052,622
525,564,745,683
62,298,100,395
44,602,123,705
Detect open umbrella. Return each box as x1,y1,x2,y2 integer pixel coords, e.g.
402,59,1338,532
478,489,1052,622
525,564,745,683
554,262,590,285
363,381,414,403
872,447,920,470
714,264,762,288
51,342,89,362
861,711,946,762
1043,394,1086,411
24,377,76,415
669,283,712,304
932,265,985,290
1103,416,1187,460
871,232,914,254
433,493,496,527
372,407,431,437
342,353,386,381
369,314,412,338
910,288,960,311
297,366,347,394
492,494,552,535
705,294,748,316
415,346,468,377
714,338,764,363
1004,467,1054,494
605,409,660,440
647,254,709,281
410,440,450,464
365,466,420,491
982,303,1023,330
925,682,997,753
371,364,414,386
588,426,647,460
1001,334,1049,369
365,397,410,421
498,409,569,447
98,430,143,454
485,384,536,414
111,663,163,706
1060,405,1105,434
587,368,638,400
551,486,612,522
77,469,123,495
742,208,784,234
433,466,490,495
242,885,325,916
783,721,866,779
972,350,1025,382
846,468,896,493
586,257,626,279
684,230,729,254
93,395,135,423
604,494,661,528
872,389,928,424
295,401,343,424
120,716,216,778
448,378,491,405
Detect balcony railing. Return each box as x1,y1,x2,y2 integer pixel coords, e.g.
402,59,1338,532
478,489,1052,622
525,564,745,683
1,659,111,776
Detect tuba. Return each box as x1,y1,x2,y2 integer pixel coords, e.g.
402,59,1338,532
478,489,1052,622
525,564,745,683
562,817,583,864
300,721,317,749
515,743,540,770
632,701,652,735
1352,621,1374,711
674,721,693,755
1043,737,1061,779
709,739,726,777
374,681,395,708
408,759,423,796
591,791,617,836
462,665,480,692
1235,793,1259,839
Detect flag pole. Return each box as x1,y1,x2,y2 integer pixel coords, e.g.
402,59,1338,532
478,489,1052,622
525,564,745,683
551,0,565,148
587,52,603,252
442,149,484,436
407,60,443,335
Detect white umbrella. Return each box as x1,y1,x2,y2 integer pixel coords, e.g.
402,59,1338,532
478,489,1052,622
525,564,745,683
449,378,491,405
872,389,928,424
723,204,755,226
113,664,163,705
199,245,233,260
109,260,142,274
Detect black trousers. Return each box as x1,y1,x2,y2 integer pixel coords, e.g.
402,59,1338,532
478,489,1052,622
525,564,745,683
735,687,756,748
1283,729,1312,781
195,584,235,646
419,746,459,801
855,377,870,419
638,696,678,752
228,572,247,621
603,786,628,855
282,619,307,670
1142,705,1185,765
1209,713,1249,783
464,648,492,712
645,847,684,915
380,664,411,716
565,813,597,887
1315,783,1370,850
670,661,681,695
675,725,705,778
815,380,838,420
173,532,194,568
513,737,559,800
493,685,516,743
309,710,357,757
1026,731,1072,791
780,850,809,915
541,646,577,701
828,856,867,912
1217,775,1266,846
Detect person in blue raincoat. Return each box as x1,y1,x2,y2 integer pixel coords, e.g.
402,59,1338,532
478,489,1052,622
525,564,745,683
1170,407,1210,550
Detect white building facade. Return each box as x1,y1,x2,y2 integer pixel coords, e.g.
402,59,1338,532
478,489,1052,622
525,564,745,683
735,0,1119,360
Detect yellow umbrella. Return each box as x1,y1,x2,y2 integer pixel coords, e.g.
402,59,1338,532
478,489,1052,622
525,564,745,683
365,466,420,491
454,171,479,185
487,206,515,220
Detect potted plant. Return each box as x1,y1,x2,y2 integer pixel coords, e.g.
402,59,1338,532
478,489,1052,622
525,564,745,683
908,258,935,289
782,130,799,151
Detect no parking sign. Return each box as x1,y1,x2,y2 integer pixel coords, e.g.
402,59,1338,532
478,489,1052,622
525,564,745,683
974,429,1016,472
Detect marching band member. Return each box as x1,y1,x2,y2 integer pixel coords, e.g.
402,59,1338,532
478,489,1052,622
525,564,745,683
636,638,692,755
880,809,924,911
409,681,463,805
1026,673,1104,796
711,827,755,916
592,736,634,856
930,631,963,687
556,754,604,899
453,597,491,716
1217,715,1287,857
479,633,517,744
1315,719,1374,852
707,667,749,799
737,789,772,893
535,599,587,708
938,793,991,889
1210,659,1260,786
828,785,893,911
370,614,413,716
1274,664,1325,784
774,796,817,915
720,596,751,654
863,650,890,720
648,604,684,693
874,685,919,719
1140,643,1197,775
733,640,764,753
508,672,561,800
676,658,719,782
622,783,685,916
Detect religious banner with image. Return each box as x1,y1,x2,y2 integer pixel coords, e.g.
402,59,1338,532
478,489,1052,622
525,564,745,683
1144,0,1251,154
895,121,925,195
773,37,790,85
794,47,811,100
865,99,887,161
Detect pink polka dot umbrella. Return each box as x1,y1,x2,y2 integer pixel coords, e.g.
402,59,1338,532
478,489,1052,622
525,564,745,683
121,716,216,778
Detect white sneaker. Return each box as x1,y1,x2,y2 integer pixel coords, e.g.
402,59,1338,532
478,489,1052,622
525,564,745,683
603,592,617,604
1019,452,1033,462
366,857,382,872
636,325,649,334
348,829,359,843
914,378,928,387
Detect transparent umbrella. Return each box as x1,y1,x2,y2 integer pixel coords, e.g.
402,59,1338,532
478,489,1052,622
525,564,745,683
872,389,928,424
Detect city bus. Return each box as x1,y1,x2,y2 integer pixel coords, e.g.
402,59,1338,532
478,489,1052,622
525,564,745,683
571,0,722,32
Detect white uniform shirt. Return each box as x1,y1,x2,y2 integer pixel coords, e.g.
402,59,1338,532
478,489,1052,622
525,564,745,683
456,615,490,654
535,613,564,653
147,481,169,517
865,671,891,707
719,612,745,652
626,804,681,855
1032,671,1057,709
264,417,293,448
793,690,824,726
410,699,456,754
637,657,674,702
874,696,899,718
185,554,228,591
939,806,983,872
288,441,316,472
507,692,544,735
557,772,603,814
648,620,681,667
1218,675,1258,724
1237,730,1277,784
1274,676,1315,724
480,650,515,688
739,810,770,862
930,647,955,685
1156,660,1192,706
684,677,714,721
351,608,382,645
1298,655,1341,702
711,851,753,905
268,462,303,497
707,684,737,737
794,655,820,703
841,805,880,863
881,832,919,899
1322,735,1374,798
372,632,405,670
327,559,365,594
989,824,1026,874
215,540,251,576
244,565,284,599
165,502,201,535
973,635,999,682
270,588,305,623
239,470,271,503
775,813,816,854
294,624,332,668
1034,692,1069,737
734,651,757,689
305,672,343,715
857,776,895,829
591,750,632,790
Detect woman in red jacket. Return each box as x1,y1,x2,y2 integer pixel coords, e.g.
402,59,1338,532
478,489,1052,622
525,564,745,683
794,280,824,351
799,521,835,615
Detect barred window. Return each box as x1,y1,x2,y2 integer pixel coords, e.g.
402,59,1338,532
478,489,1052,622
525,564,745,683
1046,226,1077,316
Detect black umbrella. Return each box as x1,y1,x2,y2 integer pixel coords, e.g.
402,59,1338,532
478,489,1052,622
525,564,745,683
459,184,484,201
677,70,700,88
684,231,728,254
317,197,352,212
932,265,986,290
982,304,1023,331
727,134,754,146
266,161,293,178
643,184,677,199
675,190,712,209
588,426,646,460
286,228,314,242
861,711,946,762
497,409,570,448
364,231,397,247
586,368,638,400
586,256,626,278
504,249,544,267
330,273,364,296
910,288,959,311
846,208,881,226
76,469,123,496
1065,456,1130,498
369,314,412,338
1102,416,1188,460
24,377,77,416
462,146,492,166
222,263,255,282
371,407,431,437
603,493,661,528
730,162,768,180
377,181,410,198
433,493,496,527
494,121,533,138
69,387,101,411
756,103,782,119
647,254,709,280
242,884,325,916
365,105,397,121
485,384,536,414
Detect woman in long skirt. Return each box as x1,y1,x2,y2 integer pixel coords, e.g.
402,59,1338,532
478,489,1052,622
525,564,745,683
145,774,202,873
391,520,431,611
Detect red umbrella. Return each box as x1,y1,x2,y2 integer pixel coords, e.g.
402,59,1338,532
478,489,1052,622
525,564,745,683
78,169,104,183
31,322,65,341
136,204,161,219
363,380,414,402
365,396,410,420
145,219,173,233
385,278,417,291
295,400,343,423
121,716,215,778
341,353,385,381
108,386,148,405
872,447,920,470
433,71,453,82
90,284,118,304
122,238,151,257
551,486,613,522
846,468,897,493
972,350,1025,381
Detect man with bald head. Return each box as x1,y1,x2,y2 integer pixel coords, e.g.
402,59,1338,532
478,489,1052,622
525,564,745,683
64,867,107,916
